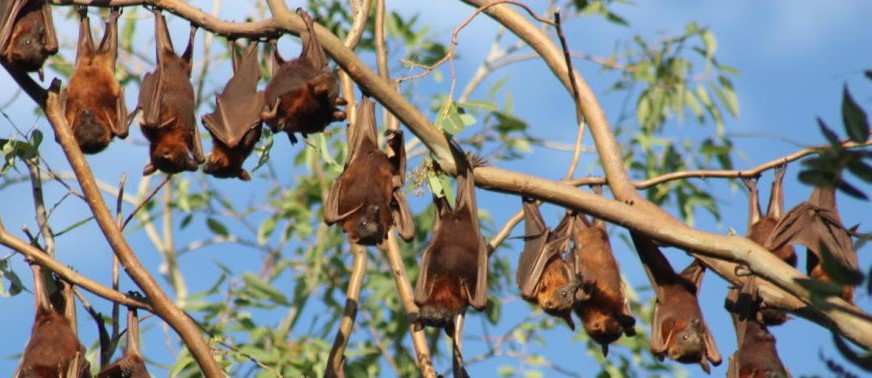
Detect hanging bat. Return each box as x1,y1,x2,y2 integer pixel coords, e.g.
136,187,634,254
743,165,796,266
137,9,204,176
414,162,488,335
765,184,857,303
725,277,791,378
261,8,346,144
741,166,794,325
201,40,264,181
515,198,577,330
14,263,88,378
97,298,149,378
61,6,129,155
0,0,58,79
630,231,721,374
324,96,414,245
571,187,636,356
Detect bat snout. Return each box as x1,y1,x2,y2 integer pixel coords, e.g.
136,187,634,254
73,110,111,154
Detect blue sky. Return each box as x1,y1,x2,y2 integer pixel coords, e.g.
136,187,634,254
1,1,870,377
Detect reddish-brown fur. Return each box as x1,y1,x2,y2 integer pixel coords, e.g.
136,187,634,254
631,232,721,373
98,305,149,378
324,97,414,245
261,9,345,144
0,0,58,75
725,278,791,378
137,10,203,175
64,7,127,154
16,264,88,377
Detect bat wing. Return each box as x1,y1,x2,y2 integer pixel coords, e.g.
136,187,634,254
40,0,57,54
137,70,164,128
297,9,328,70
516,198,552,298
455,164,488,310
386,127,414,241
701,317,722,367
0,0,25,52
392,189,415,242
765,203,857,271
203,43,264,148
650,296,667,356
470,234,489,310
348,97,379,165
414,196,450,306
678,258,706,295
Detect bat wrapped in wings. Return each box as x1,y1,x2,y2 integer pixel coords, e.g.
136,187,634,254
0,0,57,79
98,294,149,378
630,231,721,374
571,186,636,355
414,162,488,334
724,276,791,378
14,263,88,378
62,6,129,154
515,198,577,330
261,9,346,144
137,9,204,176
765,183,858,303
741,165,794,325
201,41,264,181
324,96,414,245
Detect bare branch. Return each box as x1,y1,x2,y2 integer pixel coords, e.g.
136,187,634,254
326,242,368,378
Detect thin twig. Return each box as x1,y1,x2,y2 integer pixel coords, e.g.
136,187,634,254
326,242,368,378
553,11,586,181
121,174,171,230
25,158,56,256
569,138,872,189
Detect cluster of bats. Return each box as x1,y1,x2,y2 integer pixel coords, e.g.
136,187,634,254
1,1,346,180
2,1,862,377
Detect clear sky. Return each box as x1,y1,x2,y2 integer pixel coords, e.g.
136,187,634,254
1,1,870,377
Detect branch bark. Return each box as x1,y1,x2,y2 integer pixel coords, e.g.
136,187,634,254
42,84,223,376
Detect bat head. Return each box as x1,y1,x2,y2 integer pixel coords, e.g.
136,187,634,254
353,204,386,245
72,109,111,154
8,24,51,71
669,317,706,363
542,281,579,313
149,141,199,174
417,305,457,331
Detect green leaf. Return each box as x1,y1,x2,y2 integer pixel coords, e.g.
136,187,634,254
701,30,717,58
842,85,870,143
818,118,841,146
316,133,338,166
866,70,872,81
242,273,290,306
258,217,277,244
836,179,868,200
206,218,229,237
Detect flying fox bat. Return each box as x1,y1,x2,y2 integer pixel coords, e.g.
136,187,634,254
414,162,488,335
515,198,577,330
137,9,204,176
630,232,721,374
764,184,857,303
61,7,129,154
742,166,795,325
725,277,791,378
571,187,636,356
324,96,414,245
261,9,346,144
201,41,264,181
0,0,58,79
14,263,88,378
98,297,149,378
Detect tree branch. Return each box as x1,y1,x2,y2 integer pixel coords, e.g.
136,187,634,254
42,83,223,376
0,221,153,311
